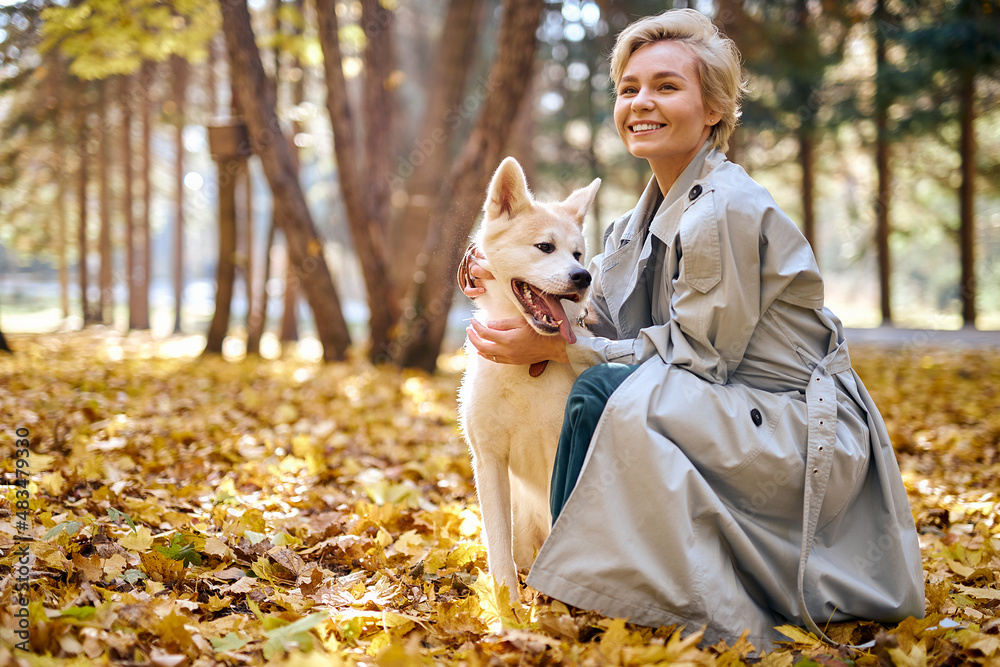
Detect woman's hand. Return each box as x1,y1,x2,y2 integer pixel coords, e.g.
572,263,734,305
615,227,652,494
467,318,570,365
458,245,492,299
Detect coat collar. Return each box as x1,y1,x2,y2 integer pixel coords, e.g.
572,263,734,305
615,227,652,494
648,141,725,242
601,141,726,337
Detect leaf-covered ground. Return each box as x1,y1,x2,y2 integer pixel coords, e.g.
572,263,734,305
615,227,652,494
1,330,1000,666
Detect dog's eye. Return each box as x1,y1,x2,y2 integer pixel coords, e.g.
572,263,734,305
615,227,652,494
535,243,555,254
573,251,583,261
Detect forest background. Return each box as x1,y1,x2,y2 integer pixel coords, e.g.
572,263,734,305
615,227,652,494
4,1,1000,665
0,0,998,368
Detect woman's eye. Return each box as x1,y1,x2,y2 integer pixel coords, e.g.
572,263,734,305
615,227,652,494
535,243,555,254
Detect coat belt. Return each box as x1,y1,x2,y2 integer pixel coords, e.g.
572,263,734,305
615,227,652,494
796,340,860,647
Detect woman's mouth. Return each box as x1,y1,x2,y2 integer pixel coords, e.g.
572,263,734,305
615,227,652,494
630,122,665,133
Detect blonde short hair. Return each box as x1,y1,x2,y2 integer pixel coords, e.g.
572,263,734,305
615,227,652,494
610,9,747,153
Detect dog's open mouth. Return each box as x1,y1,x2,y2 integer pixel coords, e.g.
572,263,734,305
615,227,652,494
511,279,580,344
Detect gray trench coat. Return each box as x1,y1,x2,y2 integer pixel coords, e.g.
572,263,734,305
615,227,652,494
525,142,925,650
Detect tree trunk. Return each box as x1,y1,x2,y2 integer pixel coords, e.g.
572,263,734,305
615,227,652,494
98,78,113,324
204,156,240,354
316,0,399,362
57,133,69,320
0,327,10,353
874,0,892,326
798,126,816,253
278,0,304,344
279,248,299,341
122,73,138,331
78,105,98,325
361,0,395,243
132,61,153,331
715,0,744,165
396,0,546,371
241,155,253,337
219,0,352,361
391,0,481,289
958,70,976,328
246,221,275,355
172,55,188,334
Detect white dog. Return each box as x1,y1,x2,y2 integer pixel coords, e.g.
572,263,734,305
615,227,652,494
458,157,600,598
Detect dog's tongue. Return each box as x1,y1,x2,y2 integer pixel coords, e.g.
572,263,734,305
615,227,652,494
541,294,576,345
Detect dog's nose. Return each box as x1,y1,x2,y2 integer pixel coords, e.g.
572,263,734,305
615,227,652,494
569,268,591,289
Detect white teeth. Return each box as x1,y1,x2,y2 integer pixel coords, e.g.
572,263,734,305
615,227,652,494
631,123,661,132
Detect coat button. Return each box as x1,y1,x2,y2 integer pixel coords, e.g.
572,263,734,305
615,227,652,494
750,408,763,426
689,184,702,201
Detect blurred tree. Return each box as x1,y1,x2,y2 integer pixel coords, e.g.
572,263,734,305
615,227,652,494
278,0,304,346
120,72,138,330
873,0,894,325
315,0,400,362
219,0,352,361
389,0,481,289
40,0,219,330
737,0,860,254
394,0,546,370
97,77,113,323
169,54,188,333
314,0,547,368
895,0,1000,327
0,3,83,322
133,59,155,330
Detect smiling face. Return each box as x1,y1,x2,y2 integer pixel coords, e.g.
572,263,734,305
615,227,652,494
613,40,720,192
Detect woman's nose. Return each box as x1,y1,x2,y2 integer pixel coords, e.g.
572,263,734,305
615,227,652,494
631,88,654,110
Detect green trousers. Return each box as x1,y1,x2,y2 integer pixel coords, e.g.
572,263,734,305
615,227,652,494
550,363,640,522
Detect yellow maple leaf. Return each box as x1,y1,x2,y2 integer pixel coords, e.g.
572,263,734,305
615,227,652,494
774,624,822,647
71,553,104,583
204,536,235,560
103,553,127,578
119,525,154,551
40,471,65,495
470,570,525,632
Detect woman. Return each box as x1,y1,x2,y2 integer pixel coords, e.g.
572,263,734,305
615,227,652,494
463,8,924,650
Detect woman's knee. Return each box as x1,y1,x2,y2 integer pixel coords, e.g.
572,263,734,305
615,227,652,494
571,363,639,403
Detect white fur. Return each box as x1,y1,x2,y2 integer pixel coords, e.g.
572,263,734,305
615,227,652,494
458,157,600,598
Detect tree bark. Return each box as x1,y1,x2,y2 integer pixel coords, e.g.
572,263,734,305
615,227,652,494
279,246,299,341
132,61,153,331
57,132,69,320
874,0,892,326
715,0,745,165
78,104,98,325
204,156,240,354
798,126,816,253
246,221,275,355
361,0,396,243
122,73,139,331
396,0,546,371
316,0,399,362
958,70,976,328
278,4,303,343
171,55,188,334
220,0,352,361
98,78,113,324
391,0,481,289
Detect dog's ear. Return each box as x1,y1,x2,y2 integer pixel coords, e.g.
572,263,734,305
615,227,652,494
557,178,601,228
486,157,533,220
